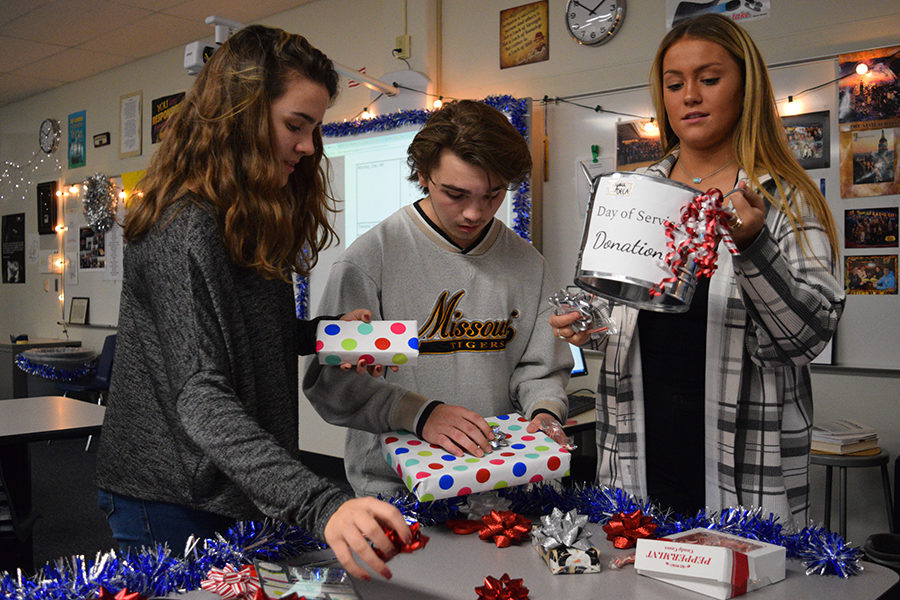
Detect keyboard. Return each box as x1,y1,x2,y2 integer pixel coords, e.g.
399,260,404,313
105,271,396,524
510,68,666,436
567,393,595,416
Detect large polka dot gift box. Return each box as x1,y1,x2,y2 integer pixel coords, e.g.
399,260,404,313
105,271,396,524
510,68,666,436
316,320,418,367
381,413,571,501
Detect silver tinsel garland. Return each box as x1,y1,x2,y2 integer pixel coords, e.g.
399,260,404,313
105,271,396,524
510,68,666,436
82,173,118,234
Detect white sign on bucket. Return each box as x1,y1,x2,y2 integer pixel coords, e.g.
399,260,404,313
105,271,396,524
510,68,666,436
575,170,700,313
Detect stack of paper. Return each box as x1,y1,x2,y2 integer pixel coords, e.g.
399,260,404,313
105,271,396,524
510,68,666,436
811,419,879,454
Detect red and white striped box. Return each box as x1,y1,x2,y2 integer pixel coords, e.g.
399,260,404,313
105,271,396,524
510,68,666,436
634,528,785,599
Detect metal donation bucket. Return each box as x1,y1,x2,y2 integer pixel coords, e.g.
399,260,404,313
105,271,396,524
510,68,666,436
575,170,700,313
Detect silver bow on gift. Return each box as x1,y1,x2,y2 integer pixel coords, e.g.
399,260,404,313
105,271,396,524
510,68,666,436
489,426,509,450
533,508,593,551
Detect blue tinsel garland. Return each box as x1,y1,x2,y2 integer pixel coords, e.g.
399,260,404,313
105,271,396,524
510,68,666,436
0,483,864,600
14,354,96,382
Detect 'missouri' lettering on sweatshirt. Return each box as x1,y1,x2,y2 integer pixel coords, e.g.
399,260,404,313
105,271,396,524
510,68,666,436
418,289,518,353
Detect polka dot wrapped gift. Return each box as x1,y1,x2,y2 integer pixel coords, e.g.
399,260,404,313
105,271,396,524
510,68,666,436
316,320,418,367
381,413,571,501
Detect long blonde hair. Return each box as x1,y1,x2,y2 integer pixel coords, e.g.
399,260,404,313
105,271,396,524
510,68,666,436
125,25,339,279
649,14,839,260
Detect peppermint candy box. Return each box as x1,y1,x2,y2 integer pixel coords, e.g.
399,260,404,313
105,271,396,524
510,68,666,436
316,320,418,367
381,413,571,501
634,528,785,599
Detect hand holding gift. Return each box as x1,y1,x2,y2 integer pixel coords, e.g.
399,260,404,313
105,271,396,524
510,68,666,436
335,309,399,376
422,404,495,458
316,318,418,371
383,413,571,501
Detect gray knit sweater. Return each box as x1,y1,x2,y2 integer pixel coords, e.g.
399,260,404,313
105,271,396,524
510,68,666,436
95,197,347,539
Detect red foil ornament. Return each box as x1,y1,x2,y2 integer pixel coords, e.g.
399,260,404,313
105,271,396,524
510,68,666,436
475,573,530,599
448,510,532,548
374,521,430,559
95,588,146,600
602,509,658,549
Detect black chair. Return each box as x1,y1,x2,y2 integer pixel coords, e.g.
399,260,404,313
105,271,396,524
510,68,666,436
56,334,115,451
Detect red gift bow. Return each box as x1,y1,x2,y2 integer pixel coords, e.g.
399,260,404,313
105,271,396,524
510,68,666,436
602,509,658,549
95,587,146,600
374,521,430,559
650,188,738,298
201,564,262,600
475,573,530,599
447,510,532,548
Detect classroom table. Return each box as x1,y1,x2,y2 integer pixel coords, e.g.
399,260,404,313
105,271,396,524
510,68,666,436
0,395,106,572
173,522,898,600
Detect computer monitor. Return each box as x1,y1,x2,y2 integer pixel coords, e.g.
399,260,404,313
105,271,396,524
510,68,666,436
569,343,588,378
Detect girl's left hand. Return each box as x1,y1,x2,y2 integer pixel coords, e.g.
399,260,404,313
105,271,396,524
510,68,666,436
338,309,399,376
726,180,766,251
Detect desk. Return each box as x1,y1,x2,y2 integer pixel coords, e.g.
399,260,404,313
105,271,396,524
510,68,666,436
352,525,898,599
0,339,81,398
0,395,105,572
173,523,898,599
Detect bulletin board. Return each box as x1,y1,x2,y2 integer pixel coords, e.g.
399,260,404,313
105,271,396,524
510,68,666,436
539,57,899,370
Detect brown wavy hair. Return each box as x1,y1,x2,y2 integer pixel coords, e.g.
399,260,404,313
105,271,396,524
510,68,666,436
124,25,339,279
649,14,839,261
407,99,532,192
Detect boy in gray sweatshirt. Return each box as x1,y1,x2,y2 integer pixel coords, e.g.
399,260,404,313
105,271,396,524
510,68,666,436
304,100,571,497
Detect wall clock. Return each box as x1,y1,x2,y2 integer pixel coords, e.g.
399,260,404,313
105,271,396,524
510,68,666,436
39,118,61,154
565,0,626,46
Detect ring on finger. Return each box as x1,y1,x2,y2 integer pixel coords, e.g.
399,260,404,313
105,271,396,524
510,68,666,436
556,328,566,340
729,213,743,230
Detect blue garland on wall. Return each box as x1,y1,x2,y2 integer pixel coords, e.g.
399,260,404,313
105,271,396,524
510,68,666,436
295,95,532,319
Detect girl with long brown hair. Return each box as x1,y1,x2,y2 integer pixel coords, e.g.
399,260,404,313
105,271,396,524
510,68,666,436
96,25,409,580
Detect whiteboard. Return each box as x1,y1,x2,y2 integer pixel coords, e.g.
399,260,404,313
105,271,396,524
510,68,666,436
539,58,899,370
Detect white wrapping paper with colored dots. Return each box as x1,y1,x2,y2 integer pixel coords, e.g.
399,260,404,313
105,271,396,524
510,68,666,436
316,320,419,366
381,413,571,501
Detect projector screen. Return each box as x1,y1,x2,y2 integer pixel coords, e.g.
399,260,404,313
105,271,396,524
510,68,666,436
324,129,516,249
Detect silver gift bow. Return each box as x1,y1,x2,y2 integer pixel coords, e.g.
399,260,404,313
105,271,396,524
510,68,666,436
533,508,593,551
489,426,510,449
547,289,617,337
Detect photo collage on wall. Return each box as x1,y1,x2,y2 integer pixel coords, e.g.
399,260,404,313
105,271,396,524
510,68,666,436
615,121,663,172
836,45,900,295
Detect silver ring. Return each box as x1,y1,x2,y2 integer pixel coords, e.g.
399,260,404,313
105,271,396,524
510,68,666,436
556,328,566,340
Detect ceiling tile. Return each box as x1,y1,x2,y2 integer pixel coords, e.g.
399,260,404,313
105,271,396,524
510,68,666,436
77,13,209,58
163,0,311,25
2,0,151,46
0,0,54,26
11,48,131,83
0,36,65,72
113,0,185,10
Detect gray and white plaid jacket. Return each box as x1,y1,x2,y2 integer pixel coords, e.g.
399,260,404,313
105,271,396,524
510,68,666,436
592,153,844,527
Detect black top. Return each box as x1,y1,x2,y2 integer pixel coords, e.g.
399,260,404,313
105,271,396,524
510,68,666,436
638,275,709,514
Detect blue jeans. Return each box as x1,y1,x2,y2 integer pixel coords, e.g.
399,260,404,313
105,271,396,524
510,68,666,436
97,489,236,553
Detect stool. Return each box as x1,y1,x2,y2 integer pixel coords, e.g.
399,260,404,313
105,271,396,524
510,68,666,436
811,449,894,540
